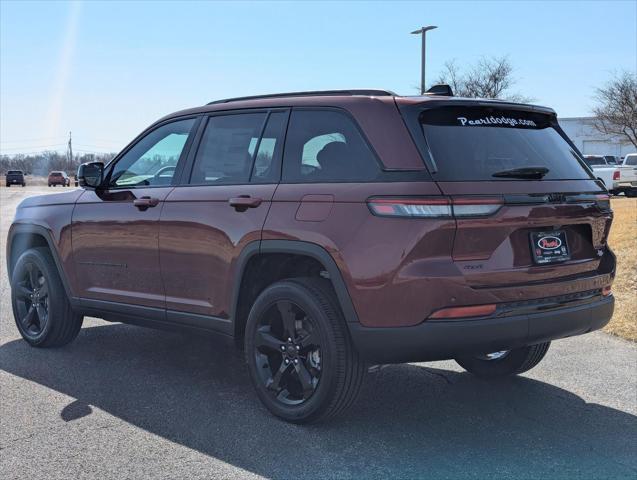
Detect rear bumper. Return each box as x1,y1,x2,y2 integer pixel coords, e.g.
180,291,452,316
349,295,614,364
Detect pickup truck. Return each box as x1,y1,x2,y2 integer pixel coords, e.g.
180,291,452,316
582,155,620,193
615,153,637,197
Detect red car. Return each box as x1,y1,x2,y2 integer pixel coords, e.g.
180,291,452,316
47,171,70,187
7,88,615,423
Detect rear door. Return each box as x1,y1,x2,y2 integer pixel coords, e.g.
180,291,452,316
411,104,612,288
158,109,289,328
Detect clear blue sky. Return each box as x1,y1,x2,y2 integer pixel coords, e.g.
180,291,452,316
1,0,636,154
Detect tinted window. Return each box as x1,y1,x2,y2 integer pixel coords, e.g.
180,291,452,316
250,111,287,183
282,110,379,183
420,107,592,181
190,113,266,185
108,118,195,188
7,171,22,175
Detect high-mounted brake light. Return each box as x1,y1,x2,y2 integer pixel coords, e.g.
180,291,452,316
367,196,503,218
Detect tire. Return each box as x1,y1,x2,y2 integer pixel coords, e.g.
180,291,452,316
455,342,550,378
626,189,637,198
245,277,366,424
11,247,83,347
5,184,9,188
48,184,52,187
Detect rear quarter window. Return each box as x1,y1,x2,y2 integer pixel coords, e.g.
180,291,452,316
282,109,380,183
419,106,592,181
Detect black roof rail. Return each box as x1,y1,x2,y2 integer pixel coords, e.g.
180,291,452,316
207,89,397,105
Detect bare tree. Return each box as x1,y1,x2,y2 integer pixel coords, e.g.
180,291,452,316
592,71,637,149
434,56,530,102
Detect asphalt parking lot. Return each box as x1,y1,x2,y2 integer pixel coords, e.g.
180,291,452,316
1,187,636,479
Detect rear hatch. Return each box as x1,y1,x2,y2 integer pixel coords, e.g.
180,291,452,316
400,101,612,289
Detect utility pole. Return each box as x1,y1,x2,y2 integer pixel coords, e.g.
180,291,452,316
411,26,437,95
67,131,73,171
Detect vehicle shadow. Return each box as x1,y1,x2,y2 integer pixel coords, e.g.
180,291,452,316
0,323,636,479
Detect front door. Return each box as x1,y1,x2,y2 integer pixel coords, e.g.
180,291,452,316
72,117,198,309
159,110,288,325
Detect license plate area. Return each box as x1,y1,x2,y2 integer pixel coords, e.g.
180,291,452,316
530,230,570,264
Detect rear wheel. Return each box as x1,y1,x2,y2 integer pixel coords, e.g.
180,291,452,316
455,342,550,378
245,278,365,424
626,189,637,198
11,247,83,347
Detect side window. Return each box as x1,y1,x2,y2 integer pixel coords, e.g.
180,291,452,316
282,110,379,183
250,111,288,183
108,118,195,188
190,113,266,185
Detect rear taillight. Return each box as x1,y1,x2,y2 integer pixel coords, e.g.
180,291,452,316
367,197,451,218
595,193,611,211
613,170,620,180
451,196,503,217
368,196,503,218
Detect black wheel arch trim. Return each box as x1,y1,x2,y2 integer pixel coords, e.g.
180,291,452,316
232,240,360,334
7,224,75,300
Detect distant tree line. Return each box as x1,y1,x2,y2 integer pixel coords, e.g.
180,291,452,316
0,151,116,176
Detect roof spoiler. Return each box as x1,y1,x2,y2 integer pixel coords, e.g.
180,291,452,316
425,84,454,96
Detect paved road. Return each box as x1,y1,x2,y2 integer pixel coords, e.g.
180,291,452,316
1,187,636,479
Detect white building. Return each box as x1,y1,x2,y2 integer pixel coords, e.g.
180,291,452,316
558,117,635,157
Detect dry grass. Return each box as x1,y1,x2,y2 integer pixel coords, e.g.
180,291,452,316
604,197,637,341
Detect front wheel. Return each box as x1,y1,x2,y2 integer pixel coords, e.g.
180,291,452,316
11,247,83,347
245,278,366,424
455,342,550,378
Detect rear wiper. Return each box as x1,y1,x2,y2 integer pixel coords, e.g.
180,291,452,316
492,167,549,179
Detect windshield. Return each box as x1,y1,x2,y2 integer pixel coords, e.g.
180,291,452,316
419,107,592,181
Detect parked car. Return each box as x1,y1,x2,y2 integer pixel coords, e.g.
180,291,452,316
7,88,615,424
582,155,620,193
613,153,637,197
47,171,71,187
5,170,26,187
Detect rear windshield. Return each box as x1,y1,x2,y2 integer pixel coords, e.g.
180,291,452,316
7,170,22,175
584,156,606,166
420,107,592,181
50,172,62,176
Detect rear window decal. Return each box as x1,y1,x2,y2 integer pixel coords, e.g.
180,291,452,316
457,116,537,128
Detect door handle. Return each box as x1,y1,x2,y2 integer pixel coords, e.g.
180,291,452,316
133,196,160,211
229,196,262,212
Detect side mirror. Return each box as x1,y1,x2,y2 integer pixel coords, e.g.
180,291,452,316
77,162,104,189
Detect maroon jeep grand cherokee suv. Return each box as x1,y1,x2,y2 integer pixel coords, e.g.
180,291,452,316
7,88,615,423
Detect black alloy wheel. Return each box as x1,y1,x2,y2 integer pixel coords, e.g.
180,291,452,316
253,299,322,405
11,247,83,347
245,278,365,423
14,261,50,337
